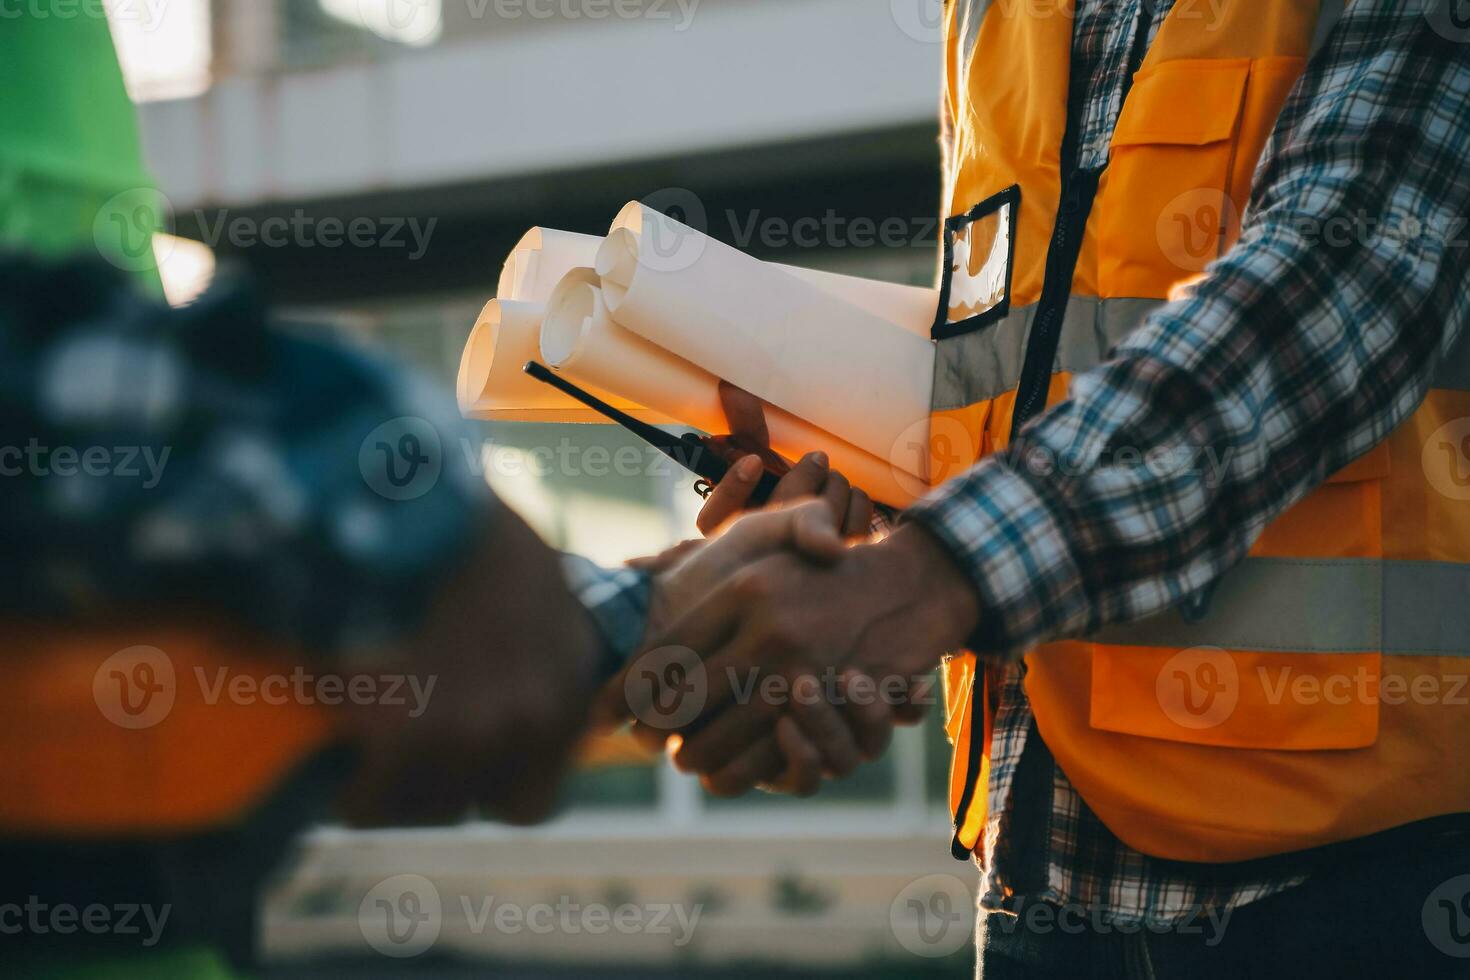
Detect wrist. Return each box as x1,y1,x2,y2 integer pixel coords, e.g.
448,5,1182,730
880,523,982,647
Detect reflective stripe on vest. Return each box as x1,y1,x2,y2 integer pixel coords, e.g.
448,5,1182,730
1095,557,1470,657
934,295,1470,412
936,0,1470,862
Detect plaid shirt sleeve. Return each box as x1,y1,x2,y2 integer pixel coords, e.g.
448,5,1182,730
560,555,653,677
909,6,1470,660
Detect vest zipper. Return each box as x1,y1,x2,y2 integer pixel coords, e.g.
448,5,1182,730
950,48,1098,866
1007,167,1101,439
1008,5,1152,439
951,8,1155,860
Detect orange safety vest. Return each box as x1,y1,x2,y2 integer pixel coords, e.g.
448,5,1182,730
935,0,1470,863
0,620,336,837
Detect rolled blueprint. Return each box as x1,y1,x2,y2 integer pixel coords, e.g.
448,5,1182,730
598,202,934,480
459,298,657,423
497,225,938,334
497,227,605,304
541,270,925,507
773,263,939,339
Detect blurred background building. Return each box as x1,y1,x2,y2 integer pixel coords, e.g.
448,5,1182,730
108,0,970,974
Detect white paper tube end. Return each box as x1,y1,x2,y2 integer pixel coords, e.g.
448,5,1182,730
542,272,604,368
596,228,638,311
610,201,646,235
497,227,546,300
459,301,504,413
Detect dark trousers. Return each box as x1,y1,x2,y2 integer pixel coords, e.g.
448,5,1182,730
978,826,1470,979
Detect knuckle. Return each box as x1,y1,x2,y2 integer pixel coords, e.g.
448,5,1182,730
767,615,806,652
733,566,774,603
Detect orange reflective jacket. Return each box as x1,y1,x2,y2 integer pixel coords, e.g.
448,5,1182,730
0,621,336,837
936,0,1470,863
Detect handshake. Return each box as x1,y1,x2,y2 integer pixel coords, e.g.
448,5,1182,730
339,387,980,828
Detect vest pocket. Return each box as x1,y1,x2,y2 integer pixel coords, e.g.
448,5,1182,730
1097,59,1251,299
1089,646,1382,751
1255,442,1390,561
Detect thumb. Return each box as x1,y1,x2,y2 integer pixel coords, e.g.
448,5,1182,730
715,499,843,565
790,499,845,564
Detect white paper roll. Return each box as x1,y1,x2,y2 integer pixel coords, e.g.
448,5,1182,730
773,263,939,339
497,227,605,304
599,202,934,480
459,298,659,423
542,269,926,507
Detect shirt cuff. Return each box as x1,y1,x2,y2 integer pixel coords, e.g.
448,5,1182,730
905,455,1091,660
559,554,653,679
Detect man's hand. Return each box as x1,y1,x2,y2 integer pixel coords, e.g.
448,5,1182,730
640,499,846,642
625,522,981,791
599,501,906,796
338,506,604,828
698,382,873,538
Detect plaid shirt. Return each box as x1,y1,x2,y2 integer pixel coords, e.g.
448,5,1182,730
0,253,651,665
908,1,1470,924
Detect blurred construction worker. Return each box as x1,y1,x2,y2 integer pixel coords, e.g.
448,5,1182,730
636,3,1470,976
0,11,163,293
0,14,892,979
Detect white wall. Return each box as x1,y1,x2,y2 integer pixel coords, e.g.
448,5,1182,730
137,0,944,209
